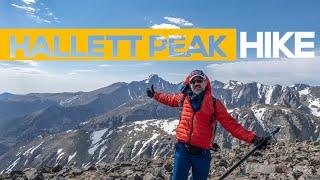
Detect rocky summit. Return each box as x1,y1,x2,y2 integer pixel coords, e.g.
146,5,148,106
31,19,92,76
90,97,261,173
1,141,319,180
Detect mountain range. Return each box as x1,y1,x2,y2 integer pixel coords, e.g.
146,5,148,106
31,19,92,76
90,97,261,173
0,74,319,173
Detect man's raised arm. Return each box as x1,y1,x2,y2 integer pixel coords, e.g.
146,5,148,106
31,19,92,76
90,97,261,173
215,99,256,144
147,85,184,107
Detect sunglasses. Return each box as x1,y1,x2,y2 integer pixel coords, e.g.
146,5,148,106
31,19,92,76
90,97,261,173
190,79,204,84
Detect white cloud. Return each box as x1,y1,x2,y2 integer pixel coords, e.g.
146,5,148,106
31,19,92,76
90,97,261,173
28,14,51,23
67,72,78,76
0,67,107,94
21,60,39,67
0,63,13,67
117,62,152,67
0,61,157,94
22,0,37,5
72,69,97,73
163,17,194,27
47,12,53,17
0,60,38,67
0,63,106,94
11,3,36,13
0,66,47,75
151,23,180,29
11,0,59,24
150,16,193,29
206,58,320,86
0,61,45,76
136,62,152,66
99,64,113,67
67,69,97,76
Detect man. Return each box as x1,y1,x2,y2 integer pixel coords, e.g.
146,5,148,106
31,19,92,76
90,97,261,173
146,70,269,180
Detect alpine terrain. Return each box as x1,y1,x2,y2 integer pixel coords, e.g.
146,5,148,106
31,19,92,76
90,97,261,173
0,74,319,179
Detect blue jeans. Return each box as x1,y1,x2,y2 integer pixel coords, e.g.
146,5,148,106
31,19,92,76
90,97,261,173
173,143,211,180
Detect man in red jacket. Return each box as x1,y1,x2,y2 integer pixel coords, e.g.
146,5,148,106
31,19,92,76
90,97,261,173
146,70,269,180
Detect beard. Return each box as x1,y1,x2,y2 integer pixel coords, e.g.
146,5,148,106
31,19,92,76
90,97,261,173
191,85,205,94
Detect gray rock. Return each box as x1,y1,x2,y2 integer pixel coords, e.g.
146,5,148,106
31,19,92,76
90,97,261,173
143,173,155,180
52,164,63,173
24,168,44,180
246,163,275,174
292,169,303,179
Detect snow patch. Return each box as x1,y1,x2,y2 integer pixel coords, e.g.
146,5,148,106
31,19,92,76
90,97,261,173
68,152,77,162
265,86,275,104
309,98,320,117
57,148,63,154
256,83,263,98
133,120,155,131
133,133,159,159
23,142,43,156
5,157,21,172
88,139,107,155
59,95,79,106
128,89,133,100
56,152,64,162
16,152,21,157
56,148,65,162
152,140,160,157
251,107,267,130
282,109,291,115
115,144,126,160
299,88,310,96
80,120,90,125
132,119,178,135
131,140,141,158
158,119,179,135
91,128,108,145
24,159,29,166
223,80,242,90
65,129,76,133
98,146,107,159
97,154,107,164
88,128,109,155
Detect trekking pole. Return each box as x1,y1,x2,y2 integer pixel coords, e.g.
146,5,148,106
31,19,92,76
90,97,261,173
219,127,280,180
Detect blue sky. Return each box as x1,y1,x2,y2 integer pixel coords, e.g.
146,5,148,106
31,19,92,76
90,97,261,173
0,0,319,93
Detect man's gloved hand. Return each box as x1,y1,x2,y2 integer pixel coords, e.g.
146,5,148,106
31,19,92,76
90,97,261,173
252,135,271,150
146,85,155,98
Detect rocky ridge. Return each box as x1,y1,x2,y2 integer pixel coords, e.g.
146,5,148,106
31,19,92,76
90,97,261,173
1,141,319,180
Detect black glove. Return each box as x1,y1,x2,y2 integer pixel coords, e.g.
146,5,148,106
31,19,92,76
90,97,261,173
180,84,192,95
252,135,271,150
146,85,155,98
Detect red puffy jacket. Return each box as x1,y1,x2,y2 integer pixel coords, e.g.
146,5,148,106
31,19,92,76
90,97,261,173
154,76,256,149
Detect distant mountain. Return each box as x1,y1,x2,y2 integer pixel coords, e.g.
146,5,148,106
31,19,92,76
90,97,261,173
0,74,177,139
0,98,57,128
0,75,319,173
6,74,177,108
0,105,95,141
0,93,17,101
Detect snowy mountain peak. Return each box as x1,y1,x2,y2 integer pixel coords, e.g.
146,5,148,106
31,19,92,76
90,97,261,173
290,83,310,91
144,74,171,88
224,80,243,89
145,74,160,84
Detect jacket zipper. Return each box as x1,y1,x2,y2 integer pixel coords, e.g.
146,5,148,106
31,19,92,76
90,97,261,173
188,112,196,144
